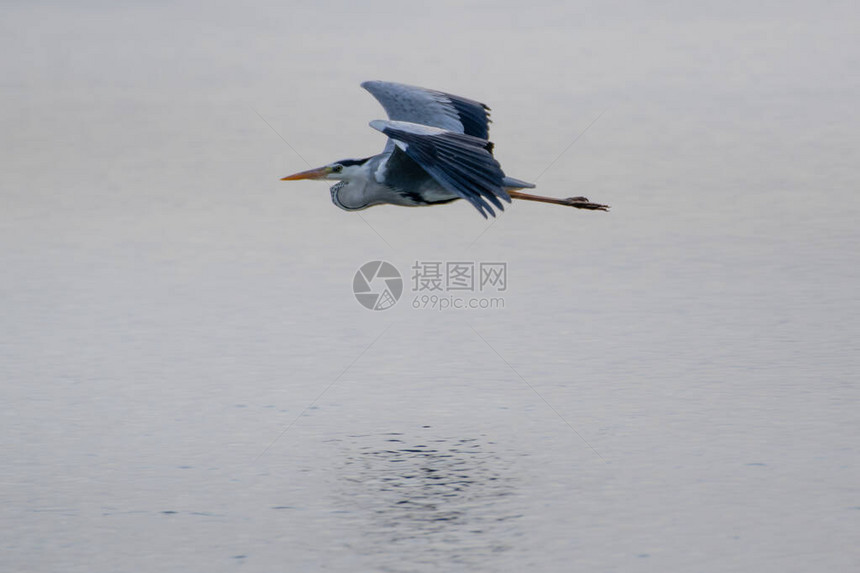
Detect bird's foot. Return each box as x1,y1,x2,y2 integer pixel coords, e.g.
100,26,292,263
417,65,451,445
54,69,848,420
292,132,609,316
563,196,610,211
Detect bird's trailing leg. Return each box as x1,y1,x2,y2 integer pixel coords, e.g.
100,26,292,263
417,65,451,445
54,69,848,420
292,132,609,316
507,190,610,211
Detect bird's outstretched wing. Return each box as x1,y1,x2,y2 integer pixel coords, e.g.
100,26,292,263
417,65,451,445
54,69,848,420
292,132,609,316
370,120,510,218
362,81,491,139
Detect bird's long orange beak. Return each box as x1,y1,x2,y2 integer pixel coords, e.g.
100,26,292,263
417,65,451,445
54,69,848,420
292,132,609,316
280,166,329,181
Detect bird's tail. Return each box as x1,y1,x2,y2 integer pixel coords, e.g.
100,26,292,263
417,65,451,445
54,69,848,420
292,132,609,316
502,176,536,190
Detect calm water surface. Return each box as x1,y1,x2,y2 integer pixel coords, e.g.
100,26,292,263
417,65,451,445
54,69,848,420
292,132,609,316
2,2,859,571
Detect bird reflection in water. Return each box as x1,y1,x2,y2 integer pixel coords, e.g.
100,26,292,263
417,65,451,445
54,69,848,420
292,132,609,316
337,430,522,568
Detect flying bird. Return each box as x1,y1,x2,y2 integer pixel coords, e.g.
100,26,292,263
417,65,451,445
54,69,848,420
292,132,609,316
281,81,609,218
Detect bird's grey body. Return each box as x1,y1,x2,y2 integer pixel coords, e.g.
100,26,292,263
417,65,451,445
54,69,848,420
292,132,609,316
327,152,463,212
281,81,608,217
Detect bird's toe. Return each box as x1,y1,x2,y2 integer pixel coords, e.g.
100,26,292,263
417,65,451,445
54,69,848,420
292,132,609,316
563,196,610,211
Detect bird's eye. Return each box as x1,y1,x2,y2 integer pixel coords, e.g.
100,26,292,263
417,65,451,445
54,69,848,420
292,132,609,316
331,165,343,173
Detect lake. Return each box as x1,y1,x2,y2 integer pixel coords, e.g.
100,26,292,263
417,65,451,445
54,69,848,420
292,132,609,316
2,1,858,571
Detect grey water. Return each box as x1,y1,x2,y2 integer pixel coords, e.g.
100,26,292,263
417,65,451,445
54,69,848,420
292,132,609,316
2,1,859,571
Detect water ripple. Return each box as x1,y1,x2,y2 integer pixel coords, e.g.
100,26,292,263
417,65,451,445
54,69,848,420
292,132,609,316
335,429,522,571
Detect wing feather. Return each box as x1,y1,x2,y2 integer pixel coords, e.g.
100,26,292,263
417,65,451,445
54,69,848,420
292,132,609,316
362,81,491,139
370,119,509,218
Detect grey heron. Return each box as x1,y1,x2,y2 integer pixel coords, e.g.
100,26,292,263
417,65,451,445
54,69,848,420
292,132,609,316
281,81,609,218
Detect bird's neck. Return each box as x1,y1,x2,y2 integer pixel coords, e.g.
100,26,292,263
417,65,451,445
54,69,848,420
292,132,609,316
330,179,372,211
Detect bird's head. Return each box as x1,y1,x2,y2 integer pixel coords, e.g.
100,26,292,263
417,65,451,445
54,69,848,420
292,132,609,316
280,158,369,182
